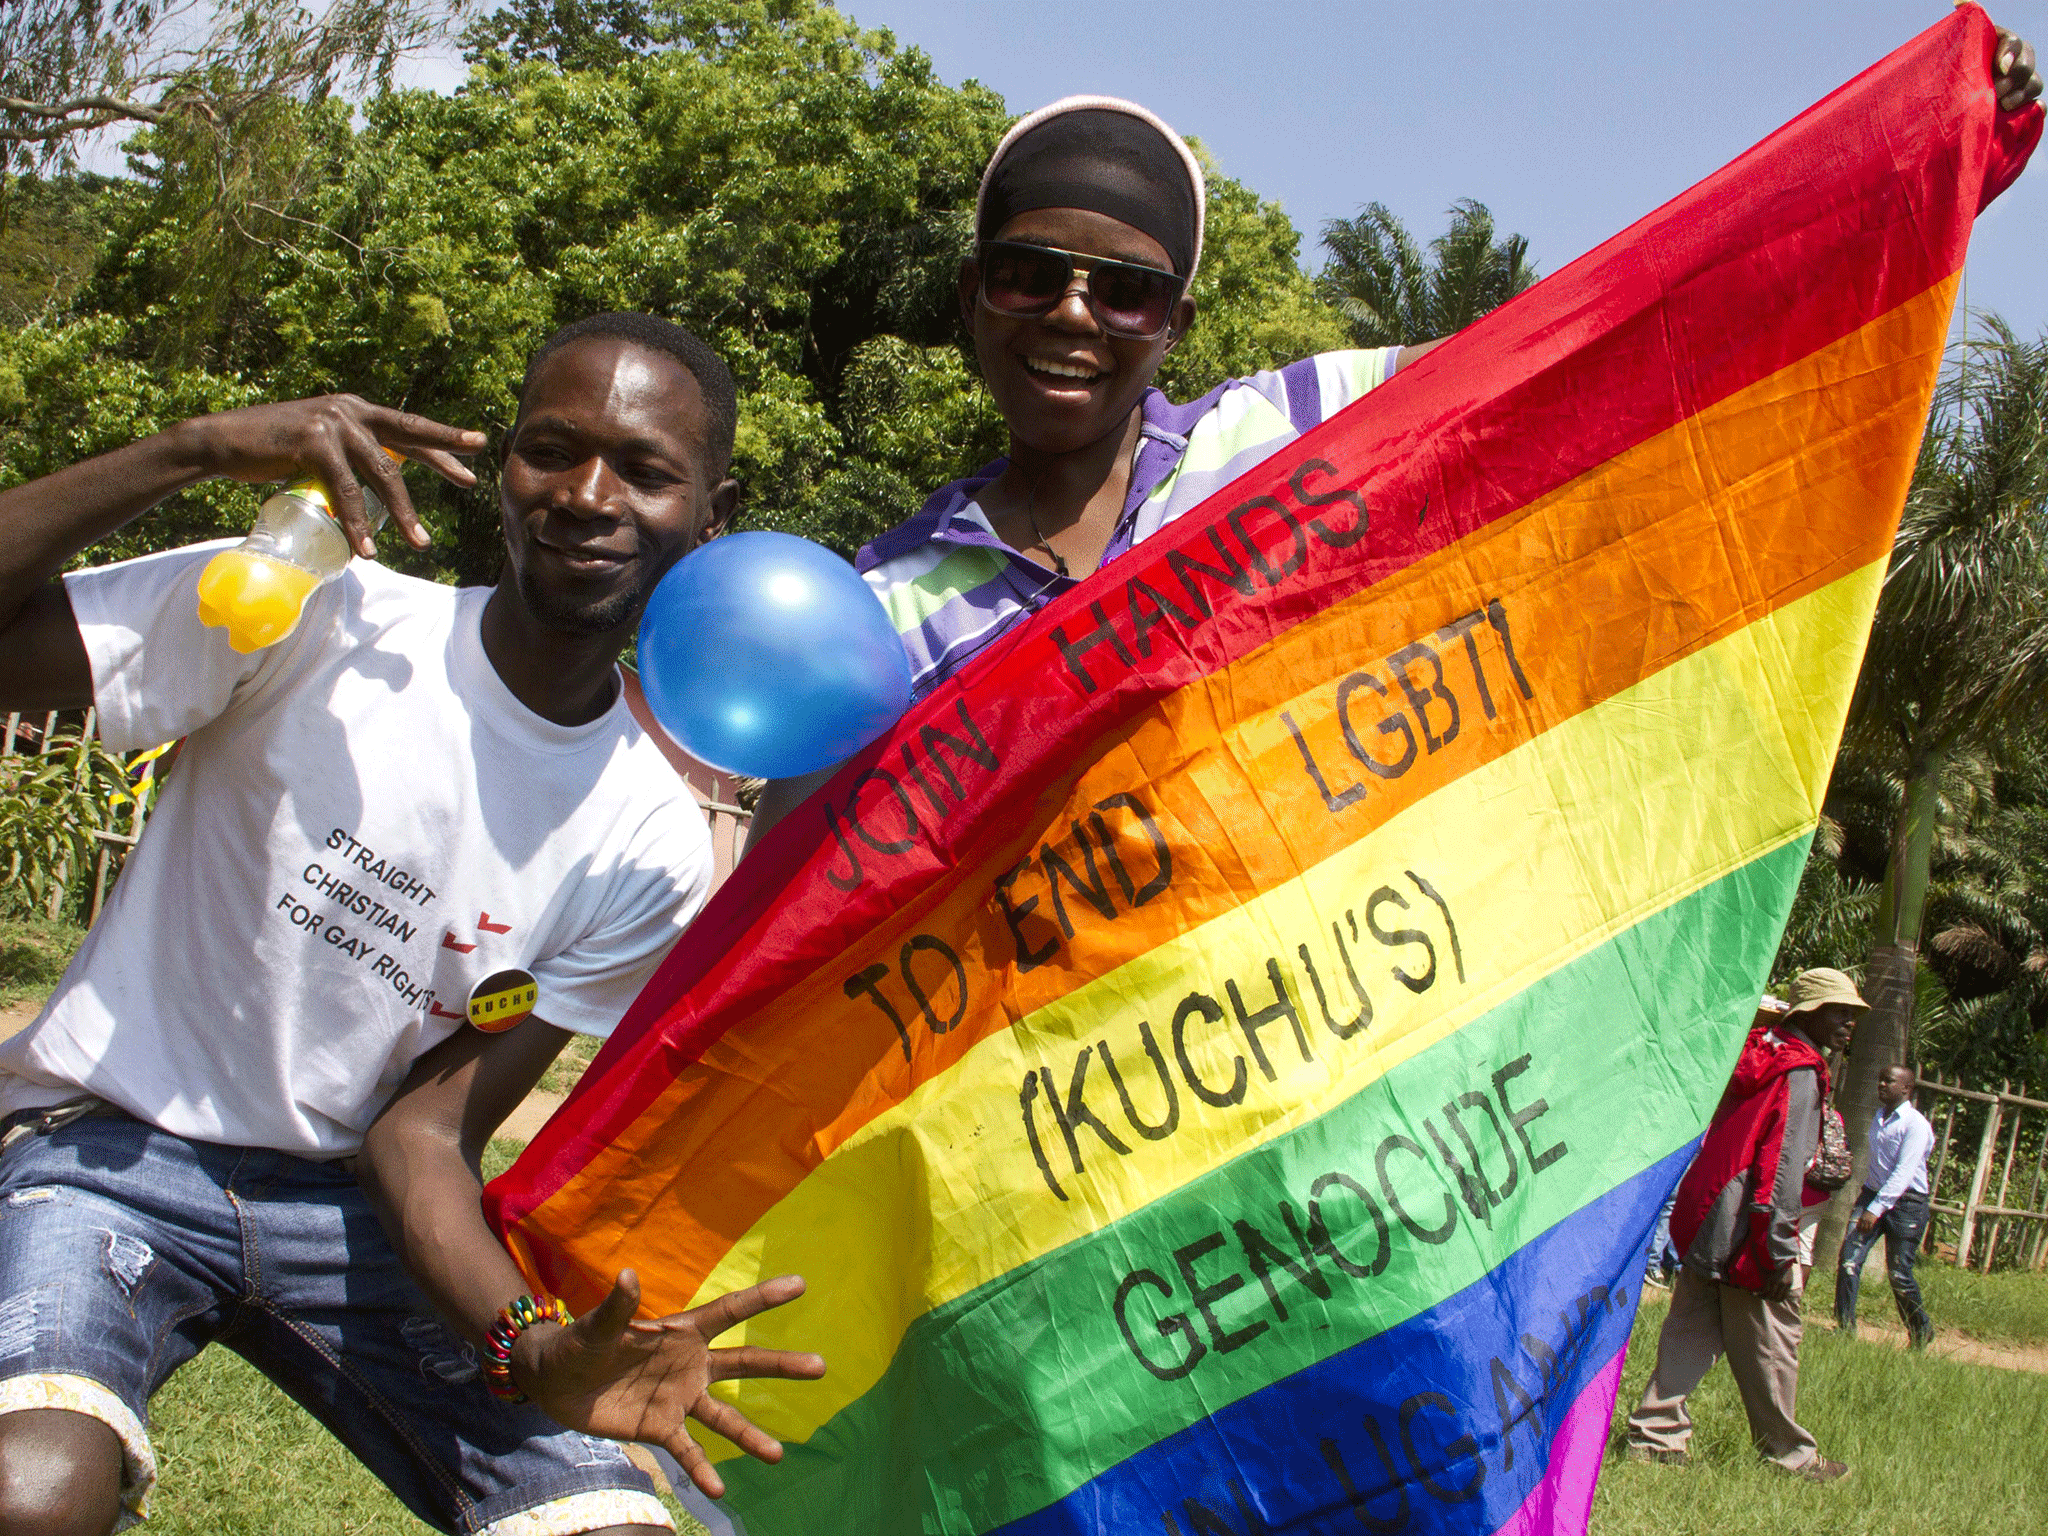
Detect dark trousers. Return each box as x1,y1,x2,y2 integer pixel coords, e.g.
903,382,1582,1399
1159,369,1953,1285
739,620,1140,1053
1835,1187,1933,1343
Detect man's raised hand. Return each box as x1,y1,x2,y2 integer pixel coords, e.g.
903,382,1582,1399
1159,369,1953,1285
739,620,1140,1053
516,1269,827,1499
180,395,488,558
1995,27,2041,113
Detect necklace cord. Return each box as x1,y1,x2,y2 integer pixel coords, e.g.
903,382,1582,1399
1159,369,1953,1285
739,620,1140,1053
1019,476,1070,578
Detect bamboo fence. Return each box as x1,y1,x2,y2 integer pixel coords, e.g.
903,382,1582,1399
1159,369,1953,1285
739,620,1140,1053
2,708,145,925
1916,1072,2048,1272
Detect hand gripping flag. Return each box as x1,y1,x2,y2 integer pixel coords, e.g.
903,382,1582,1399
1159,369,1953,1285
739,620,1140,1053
489,10,2039,1534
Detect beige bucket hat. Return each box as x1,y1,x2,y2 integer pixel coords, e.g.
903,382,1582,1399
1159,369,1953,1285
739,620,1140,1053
1785,967,1870,1016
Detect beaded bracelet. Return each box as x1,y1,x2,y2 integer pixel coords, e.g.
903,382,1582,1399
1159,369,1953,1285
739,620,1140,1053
482,1293,572,1403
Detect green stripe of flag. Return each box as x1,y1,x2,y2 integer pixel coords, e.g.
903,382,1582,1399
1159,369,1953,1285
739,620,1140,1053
720,836,1808,1534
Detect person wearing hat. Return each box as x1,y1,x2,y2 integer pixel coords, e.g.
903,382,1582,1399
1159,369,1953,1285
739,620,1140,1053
1835,1064,1937,1347
1623,967,1867,1481
748,94,1446,833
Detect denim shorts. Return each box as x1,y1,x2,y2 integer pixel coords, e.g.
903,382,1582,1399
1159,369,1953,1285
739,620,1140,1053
0,1108,670,1534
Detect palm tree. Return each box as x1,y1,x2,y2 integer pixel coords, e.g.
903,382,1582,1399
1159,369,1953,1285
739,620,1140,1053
1779,743,2048,1072
1317,198,1537,347
1817,319,2048,1272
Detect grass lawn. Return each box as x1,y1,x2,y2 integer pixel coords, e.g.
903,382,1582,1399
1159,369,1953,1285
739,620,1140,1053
537,1030,603,1096
146,1348,712,1536
127,1255,2047,1534
148,1347,438,1536
1911,1260,2048,1347
0,912,84,1008
1595,1285,2048,1535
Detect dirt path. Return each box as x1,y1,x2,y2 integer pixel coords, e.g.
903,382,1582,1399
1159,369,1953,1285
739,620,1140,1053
0,999,41,1042
1847,1315,2048,1374
497,1085,566,1143
1641,1283,2048,1376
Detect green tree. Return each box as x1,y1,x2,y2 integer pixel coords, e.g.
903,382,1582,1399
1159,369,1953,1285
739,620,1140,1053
0,169,125,323
2,0,1365,573
1317,197,1535,347
0,313,266,546
464,0,662,68
1777,742,2048,1083
1810,320,2048,1273
0,0,457,173
1155,149,1349,400
5,1,1020,569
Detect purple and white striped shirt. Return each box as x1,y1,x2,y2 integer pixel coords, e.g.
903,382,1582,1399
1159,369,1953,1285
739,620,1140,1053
855,349,1400,699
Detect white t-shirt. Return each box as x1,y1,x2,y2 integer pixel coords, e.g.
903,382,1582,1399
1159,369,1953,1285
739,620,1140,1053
0,545,714,1156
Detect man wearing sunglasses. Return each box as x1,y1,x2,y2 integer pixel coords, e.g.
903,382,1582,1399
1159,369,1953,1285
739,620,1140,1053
864,94,1440,695
751,94,1444,833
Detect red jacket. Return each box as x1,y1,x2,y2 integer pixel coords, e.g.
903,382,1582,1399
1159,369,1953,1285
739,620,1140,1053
1670,1024,1830,1290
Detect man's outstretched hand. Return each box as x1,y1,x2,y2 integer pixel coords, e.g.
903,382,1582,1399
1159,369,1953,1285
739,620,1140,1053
1995,27,2041,113
514,1269,827,1499
177,395,487,557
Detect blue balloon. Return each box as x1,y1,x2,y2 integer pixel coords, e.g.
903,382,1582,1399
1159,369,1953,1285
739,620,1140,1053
636,531,912,780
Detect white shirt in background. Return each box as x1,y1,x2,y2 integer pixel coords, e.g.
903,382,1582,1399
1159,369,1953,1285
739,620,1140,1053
1864,1100,1935,1216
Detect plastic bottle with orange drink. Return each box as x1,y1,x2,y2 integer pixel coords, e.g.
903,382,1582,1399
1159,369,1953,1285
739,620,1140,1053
196,455,400,653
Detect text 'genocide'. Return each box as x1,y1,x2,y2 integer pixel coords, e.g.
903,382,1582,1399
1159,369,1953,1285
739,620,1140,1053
1110,1051,1567,1385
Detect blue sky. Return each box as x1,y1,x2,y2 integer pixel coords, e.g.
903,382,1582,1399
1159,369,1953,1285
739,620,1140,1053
829,0,2047,341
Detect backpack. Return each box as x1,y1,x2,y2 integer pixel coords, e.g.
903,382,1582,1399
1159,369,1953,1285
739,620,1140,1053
1807,1105,1854,1192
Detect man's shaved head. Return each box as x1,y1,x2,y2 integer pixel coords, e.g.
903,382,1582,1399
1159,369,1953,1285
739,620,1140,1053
519,312,737,473
1877,1064,1918,1108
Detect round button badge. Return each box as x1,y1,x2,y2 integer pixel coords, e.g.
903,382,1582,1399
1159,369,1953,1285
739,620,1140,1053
467,968,538,1033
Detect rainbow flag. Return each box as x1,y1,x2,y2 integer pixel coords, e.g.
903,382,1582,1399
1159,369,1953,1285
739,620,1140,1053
490,11,2039,1533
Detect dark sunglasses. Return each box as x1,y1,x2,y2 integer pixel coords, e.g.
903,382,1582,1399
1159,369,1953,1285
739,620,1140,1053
976,240,1187,340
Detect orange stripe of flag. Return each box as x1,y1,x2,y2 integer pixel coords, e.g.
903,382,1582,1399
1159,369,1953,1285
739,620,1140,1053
508,281,1947,1310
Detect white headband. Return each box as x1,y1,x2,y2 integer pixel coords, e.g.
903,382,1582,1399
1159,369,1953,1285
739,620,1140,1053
975,94,1208,285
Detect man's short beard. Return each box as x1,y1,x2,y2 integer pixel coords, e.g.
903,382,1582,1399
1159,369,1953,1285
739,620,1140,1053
514,562,653,636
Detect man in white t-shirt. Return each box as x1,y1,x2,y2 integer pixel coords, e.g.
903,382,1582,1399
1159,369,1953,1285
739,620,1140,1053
0,313,823,1536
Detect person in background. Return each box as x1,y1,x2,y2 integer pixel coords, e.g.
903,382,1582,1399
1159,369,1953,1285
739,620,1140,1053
1836,1065,1937,1348
1643,1186,1682,1289
1624,968,1867,1482
1796,990,1856,1286
1646,997,1818,1289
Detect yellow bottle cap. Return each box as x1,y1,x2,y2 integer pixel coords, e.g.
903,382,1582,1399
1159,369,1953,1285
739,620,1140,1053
286,447,408,522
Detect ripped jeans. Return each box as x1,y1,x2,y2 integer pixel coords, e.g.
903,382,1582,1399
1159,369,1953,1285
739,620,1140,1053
1833,1187,1933,1345
0,1106,669,1534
